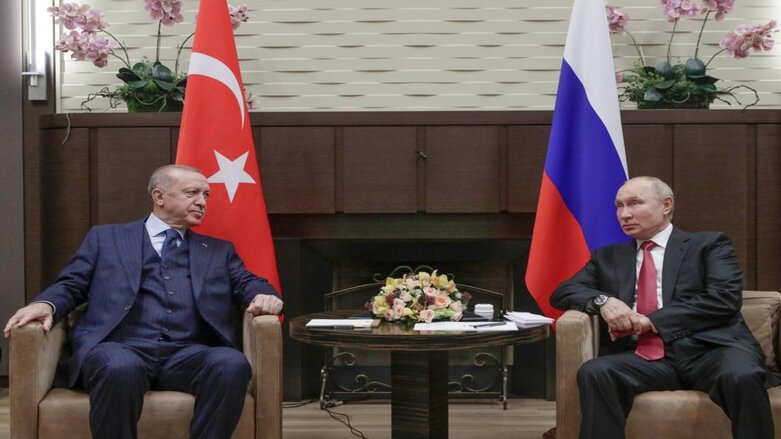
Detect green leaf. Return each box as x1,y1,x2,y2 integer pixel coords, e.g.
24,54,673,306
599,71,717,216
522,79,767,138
152,64,174,83
684,58,707,78
698,83,718,93
116,67,141,84
132,62,152,79
690,75,720,85
128,80,149,89
154,79,176,91
654,61,674,79
654,79,677,90
644,88,664,102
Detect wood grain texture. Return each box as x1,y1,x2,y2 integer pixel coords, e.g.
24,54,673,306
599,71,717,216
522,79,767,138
258,127,336,214
756,124,781,291
93,127,171,224
424,126,501,213
673,124,753,286
342,127,418,213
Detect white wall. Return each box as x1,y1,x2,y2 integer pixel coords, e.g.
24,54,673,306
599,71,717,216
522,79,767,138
56,0,781,111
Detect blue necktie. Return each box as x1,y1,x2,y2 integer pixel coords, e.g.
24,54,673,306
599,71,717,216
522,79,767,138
161,228,180,263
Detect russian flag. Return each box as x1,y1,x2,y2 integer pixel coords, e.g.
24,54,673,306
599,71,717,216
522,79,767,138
525,0,630,320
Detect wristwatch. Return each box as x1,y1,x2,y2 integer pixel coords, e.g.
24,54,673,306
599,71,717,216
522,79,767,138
593,294,609,308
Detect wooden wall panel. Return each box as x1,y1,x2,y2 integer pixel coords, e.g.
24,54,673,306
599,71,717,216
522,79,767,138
258,127,336,214
35,110,781,292
41,128,91,285
624,125,673,182
757,124,781,291
342,127,418,213
507,126,548,213
672,124,753,287
424,126,501,212
93,128,172,224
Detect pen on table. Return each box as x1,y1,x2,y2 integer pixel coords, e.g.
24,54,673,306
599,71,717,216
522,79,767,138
469,322,506,328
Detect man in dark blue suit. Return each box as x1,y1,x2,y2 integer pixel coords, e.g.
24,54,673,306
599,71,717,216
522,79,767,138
4,164,284,439
551,176,776,439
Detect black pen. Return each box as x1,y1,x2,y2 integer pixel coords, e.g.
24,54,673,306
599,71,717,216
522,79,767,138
470,322,506,328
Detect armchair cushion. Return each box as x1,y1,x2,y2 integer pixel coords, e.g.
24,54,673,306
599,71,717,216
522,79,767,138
740,291,781,373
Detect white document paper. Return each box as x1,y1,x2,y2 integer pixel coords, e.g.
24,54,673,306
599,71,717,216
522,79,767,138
503,311,554,328
413,321,518,332
306,319,375,328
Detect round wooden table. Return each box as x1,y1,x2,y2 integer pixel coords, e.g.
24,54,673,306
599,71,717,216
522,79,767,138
290,310,549,439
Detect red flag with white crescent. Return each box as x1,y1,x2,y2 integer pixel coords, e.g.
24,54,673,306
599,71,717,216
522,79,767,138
176,0,280,294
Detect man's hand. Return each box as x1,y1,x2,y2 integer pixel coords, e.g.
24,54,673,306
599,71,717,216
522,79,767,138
600,297,644,341
246,294,284,316
4,302,54,338
600,298,657,340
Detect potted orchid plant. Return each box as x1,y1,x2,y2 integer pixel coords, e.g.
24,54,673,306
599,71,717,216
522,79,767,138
607,1,777,109
48,0,254,112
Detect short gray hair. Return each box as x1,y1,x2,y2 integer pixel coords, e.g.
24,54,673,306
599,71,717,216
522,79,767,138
148,164,203,197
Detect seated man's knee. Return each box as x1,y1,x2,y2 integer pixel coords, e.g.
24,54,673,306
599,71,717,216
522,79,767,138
577,357,612,387
204,347,251,384
83,344,147,389
720,363,766,389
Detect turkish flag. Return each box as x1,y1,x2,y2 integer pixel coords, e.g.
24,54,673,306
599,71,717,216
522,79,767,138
176,0,280,294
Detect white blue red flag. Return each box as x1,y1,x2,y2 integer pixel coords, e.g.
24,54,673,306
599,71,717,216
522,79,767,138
525,0,629,320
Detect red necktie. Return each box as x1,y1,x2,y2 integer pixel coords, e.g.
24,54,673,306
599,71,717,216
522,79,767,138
635,241,664,360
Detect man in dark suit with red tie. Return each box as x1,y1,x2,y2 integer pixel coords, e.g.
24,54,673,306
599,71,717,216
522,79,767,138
551,176,777,439
4,164,284,439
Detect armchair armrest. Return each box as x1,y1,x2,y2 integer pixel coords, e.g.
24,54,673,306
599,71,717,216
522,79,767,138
10,321,66,439
243,313,283,439
556,310,597,439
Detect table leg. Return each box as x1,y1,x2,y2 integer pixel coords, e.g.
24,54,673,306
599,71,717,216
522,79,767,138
391,350,448,439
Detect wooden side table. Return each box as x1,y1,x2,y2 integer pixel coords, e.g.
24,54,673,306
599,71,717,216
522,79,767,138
290,310,549,439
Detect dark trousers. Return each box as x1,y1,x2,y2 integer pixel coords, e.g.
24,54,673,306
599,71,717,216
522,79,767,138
81,341,251,439
577,342,774,439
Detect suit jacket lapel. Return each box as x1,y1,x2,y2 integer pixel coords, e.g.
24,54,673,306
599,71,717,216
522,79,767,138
615,241,638,305
662,227,689,304
114,219,146,294
187,231,213,299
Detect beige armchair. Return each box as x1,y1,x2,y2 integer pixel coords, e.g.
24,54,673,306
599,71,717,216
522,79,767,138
10,313,283,439
555,290,781,439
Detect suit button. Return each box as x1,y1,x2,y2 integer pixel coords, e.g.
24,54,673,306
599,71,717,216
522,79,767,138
167,291,174,295
124,305,131,311
164,276,170,280
166,309,172,314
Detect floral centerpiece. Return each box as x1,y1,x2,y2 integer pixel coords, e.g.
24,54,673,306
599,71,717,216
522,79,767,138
607,1,777,109
48,1,254,112
367,270,472,324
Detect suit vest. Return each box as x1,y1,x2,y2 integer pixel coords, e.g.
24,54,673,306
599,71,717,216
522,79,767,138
107,232,202,345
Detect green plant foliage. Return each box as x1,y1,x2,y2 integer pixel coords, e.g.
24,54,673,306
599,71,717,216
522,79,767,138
619,58,756,109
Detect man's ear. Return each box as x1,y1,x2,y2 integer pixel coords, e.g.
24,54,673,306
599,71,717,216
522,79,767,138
151,188,165,206
662,197,673,215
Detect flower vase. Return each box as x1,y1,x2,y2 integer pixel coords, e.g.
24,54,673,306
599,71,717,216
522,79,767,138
123,95,184,113
636,94,712,110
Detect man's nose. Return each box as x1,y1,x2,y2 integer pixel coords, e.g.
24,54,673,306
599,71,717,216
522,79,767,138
619,207,631,218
